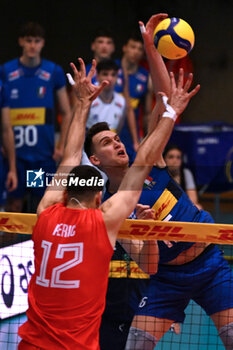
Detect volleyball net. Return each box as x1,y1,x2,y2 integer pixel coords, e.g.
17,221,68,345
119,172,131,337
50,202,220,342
1,212,233,349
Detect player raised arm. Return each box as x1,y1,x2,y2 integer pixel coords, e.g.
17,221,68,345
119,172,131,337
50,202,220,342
139,14,171,137
140,14,170,98
37,59,108,215
101,67,200,247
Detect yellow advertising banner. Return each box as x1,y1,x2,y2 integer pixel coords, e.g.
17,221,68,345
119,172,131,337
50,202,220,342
1,212,233,245
0,212,37,234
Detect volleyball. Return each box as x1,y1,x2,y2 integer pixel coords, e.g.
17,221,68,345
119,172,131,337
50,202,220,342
153,17,195,60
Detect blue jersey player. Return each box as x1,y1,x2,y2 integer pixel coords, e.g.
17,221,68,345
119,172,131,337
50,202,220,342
82,14,233,350
124,15,233,350
0,79,17,208
85,28,115,84
1,22,71,212
86,31,152,164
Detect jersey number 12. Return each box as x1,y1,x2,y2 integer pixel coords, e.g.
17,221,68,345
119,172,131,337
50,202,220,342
36,240,83,289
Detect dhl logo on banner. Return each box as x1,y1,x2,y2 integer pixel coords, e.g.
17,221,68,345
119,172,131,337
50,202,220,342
109,260,149,279
10,107,45,126
1,213,233,245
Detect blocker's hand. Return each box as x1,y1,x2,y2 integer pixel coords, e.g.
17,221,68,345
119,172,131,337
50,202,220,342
139,13,168,46
136,204,155,220
158,68,200,118
69,58,109,102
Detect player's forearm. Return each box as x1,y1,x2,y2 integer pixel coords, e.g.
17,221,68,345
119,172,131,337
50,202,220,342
144,41,170,97
2,127,16,172
147,99,165,135
126,105,139,144
62,100,91,165
57,111,71,151
119,239,158,274
135,116,174,166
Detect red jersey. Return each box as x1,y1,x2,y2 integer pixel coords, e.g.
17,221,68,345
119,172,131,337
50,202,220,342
18,203,113,350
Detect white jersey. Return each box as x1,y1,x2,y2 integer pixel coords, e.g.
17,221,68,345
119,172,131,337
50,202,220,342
86,92,126,132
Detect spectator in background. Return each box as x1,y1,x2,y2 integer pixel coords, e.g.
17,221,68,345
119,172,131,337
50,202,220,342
1,22,71,213
86,28,115,82
86,59,125,133
115,33,153,163
163,144,203,209
0,80,17,210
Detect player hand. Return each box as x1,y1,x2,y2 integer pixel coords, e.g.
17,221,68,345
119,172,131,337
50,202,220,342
69,58,109,102
170,322,181,334
158,68,200,117
136,204,155,220
53,147,63,162
139,13,168,47
6,170,17,192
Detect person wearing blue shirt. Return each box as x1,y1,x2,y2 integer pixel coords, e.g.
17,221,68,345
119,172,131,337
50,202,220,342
83,14,233,350
115,35,151,163
1,22,71,212
85,28,115,84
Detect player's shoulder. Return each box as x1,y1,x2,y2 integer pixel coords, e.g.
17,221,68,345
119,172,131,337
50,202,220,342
2,58,19,72
40,58,61,71
39,202,64,217
2,58,21,82
113,91,125,105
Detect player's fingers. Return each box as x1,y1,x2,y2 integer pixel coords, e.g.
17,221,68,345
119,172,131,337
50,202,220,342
70,62,80,81
146,13,168,32
139,21,146,35
188,84,201,98
78,58,86,78
177,68,184,89
163,240,173,248
136,204,151,210
183,72,193,92
66,73,75,86
169,71,176,91
91,80,109,100
144,209,155,219
88,59,97,80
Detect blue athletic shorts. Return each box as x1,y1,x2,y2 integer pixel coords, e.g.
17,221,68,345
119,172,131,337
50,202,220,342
8,158,56,199
136,245,233,323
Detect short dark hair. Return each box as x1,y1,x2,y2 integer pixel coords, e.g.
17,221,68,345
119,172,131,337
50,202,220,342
19,22,45,38
124,31,143,45
92,28,114,42
96,59,119,74
163,144,183,159
84,122,110,158
67,165,104,201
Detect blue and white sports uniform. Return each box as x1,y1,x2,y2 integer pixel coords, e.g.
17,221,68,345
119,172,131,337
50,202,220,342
115,59,148,163
135,166,233,322
100,165,233,348
0,79,9,205
1,58,66,197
